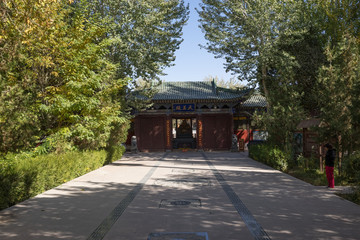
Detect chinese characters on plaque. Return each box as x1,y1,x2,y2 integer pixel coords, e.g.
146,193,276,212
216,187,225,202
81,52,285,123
172,103,195,112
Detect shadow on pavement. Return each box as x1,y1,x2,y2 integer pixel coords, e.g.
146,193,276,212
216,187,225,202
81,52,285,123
0,152,359,240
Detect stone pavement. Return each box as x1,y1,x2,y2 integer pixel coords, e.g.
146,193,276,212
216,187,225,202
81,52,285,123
1,151,360,240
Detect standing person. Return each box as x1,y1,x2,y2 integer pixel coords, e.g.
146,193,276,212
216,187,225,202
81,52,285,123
324,143,336,188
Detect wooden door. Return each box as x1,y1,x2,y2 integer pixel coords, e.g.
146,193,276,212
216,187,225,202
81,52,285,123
135,116,165,151
202,114,232,150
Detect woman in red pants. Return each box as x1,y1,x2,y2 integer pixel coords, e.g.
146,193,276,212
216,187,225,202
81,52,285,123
324,143,336,188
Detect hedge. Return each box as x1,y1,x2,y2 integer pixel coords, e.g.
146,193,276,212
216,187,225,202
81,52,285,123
248,143,290,171
342,152,360,185
0,145,125,210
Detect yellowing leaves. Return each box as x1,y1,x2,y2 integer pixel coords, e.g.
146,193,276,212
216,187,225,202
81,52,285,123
24,27,34,34
51,71,59,77
0,0,186,153
46,86,61,95
33,56,55,68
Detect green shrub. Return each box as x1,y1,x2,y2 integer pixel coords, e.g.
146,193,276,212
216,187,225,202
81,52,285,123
248,144,269,162
342,152,360,184
249,143,290,171
268,148,289,171
0,145,125,210
295,154,319,169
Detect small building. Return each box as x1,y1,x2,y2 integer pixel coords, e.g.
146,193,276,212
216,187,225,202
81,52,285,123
131,80,266,152
233,91,267,145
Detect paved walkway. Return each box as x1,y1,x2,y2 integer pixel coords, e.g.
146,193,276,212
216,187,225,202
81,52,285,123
1,152,360,240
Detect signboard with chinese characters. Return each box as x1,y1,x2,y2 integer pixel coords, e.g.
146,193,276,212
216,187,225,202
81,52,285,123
173,103,195,112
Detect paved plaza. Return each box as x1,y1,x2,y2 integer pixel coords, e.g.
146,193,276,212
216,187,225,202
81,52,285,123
1,151,360,240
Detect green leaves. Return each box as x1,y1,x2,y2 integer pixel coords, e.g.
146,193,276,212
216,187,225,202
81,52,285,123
318,32,360,152
199,0,360,155
0,0,116,152
0,146,126,210
198,1,310,101
88,0,189,81
0,0,188,153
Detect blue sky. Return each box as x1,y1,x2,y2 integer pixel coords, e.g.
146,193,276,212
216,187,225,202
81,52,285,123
161,0,236,82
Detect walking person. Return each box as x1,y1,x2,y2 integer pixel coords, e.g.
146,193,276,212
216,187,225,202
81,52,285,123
324,143,336,188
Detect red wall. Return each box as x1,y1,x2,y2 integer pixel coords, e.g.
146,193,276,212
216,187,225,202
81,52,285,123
135,113,234,151
135,116,166,151
202,114,232,150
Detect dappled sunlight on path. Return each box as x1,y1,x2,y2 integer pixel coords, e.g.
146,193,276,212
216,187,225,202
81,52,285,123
1,151,360,240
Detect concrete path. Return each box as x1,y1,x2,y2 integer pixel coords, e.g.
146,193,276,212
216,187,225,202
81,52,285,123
1,152,360,240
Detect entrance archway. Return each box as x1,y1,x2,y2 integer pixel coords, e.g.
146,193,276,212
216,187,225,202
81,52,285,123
172,118,197,149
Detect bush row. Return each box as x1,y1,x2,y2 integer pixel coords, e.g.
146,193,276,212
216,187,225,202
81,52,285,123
342,152,360,184
249,143,360,186
0,145,125,210
248,143,290,171
248,143,360,205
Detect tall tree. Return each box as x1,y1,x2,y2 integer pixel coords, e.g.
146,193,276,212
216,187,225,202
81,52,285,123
316,1,360,160
276,28,327,116
198,0,304,106
0,0,66,152
198,0,319,150
0,0,189,153
0,0,130,152
318,32,360,158
88,0,189,82
322,0,360,47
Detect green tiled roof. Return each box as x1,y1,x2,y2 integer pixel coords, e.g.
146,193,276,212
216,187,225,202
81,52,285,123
151,81,249,101
241,92,267,108
131,80,267,108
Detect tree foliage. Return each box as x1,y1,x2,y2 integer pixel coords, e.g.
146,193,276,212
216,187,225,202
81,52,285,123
88,0,189,81
315,1,360,159
0,0,188,153
321,0,360,46
199,0,360,155
202,75,245,89
318,32,360,155
198,0,306,103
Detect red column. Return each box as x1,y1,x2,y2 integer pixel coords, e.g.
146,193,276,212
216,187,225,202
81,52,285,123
165,116,172,151
197,115,203,150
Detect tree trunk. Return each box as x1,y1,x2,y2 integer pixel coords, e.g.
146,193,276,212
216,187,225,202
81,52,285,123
338,135,342,175
261,65,271,110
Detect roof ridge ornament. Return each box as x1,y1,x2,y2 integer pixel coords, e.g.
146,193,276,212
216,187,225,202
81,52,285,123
212,78,218,96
